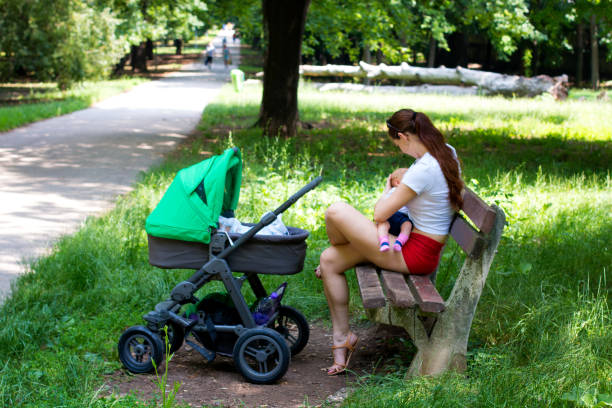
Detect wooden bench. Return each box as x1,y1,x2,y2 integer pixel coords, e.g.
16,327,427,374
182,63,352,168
356,188,506,376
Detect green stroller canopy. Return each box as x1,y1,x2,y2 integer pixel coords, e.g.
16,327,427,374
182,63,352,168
145,147,242,244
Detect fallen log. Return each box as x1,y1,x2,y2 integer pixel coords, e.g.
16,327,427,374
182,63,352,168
299,61,568,99
315,82,480,96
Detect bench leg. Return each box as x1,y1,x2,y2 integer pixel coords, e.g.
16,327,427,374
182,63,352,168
407,343,467,377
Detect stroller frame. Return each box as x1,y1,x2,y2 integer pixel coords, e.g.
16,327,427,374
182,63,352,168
118,176,322,384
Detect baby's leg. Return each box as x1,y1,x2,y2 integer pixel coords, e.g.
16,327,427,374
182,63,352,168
393,220,413,251
376,221,391,252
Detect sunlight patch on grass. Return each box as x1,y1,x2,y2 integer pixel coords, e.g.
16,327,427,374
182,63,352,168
0,78,147,132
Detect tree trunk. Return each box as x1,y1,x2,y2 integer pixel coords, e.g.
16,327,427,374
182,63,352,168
112,54,130,76
257,0,311,137
362,46,371,85
130,43,148,72
590,14,599,90
427,37,436,68
577,22,584,86
174,39,183,56
145,38,154,60
300,62,569,98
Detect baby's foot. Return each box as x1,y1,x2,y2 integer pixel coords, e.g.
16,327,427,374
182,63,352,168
394,232,410,251
379,241,390,252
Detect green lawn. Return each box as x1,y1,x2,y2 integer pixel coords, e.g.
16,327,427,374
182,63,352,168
0,81,610,407
238,46,264,77
0,78,147,132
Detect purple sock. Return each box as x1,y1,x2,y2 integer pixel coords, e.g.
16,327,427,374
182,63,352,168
393,233,410,251
379,236,390,252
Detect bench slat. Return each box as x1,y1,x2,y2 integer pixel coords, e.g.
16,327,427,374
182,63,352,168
406,275,445,314
462,188,496,234
450,216,486,258
380,270,416,308
355,265,386,309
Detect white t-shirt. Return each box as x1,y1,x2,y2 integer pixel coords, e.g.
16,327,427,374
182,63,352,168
400,146,459,235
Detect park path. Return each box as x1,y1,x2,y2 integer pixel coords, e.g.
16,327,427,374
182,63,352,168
0,29,241,299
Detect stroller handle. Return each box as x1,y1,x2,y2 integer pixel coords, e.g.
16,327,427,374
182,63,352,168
216,176,323,259
273,176,323,216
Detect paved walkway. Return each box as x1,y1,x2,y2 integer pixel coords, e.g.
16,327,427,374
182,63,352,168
0,30,241,298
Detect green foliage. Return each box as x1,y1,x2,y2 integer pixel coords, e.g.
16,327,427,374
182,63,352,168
0,0,209,87
0,0,126,88
300,0,536,64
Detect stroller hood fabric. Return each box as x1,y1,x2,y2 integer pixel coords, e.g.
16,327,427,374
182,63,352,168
145,147,242,244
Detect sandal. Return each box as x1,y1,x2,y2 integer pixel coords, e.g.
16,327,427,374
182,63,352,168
327,332,359,376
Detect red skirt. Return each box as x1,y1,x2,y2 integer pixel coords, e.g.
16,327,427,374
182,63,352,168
401,232,444,275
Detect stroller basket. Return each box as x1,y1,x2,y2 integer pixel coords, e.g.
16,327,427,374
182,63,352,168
147,225,309,274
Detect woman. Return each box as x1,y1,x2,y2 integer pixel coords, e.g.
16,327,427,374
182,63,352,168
316,108,464,375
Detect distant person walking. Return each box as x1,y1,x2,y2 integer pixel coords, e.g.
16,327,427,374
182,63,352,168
223,44,231,69
205,43,215,70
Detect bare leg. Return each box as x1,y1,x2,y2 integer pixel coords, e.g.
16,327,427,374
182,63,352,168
394,221,413,251
399,220,413,237
319,202,408,372
377,221,391,240
377,221,391,252
325,208,350,245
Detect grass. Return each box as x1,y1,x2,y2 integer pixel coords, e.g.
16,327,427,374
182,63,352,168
238,46,264,77
0,80,610,406
0,78,147,132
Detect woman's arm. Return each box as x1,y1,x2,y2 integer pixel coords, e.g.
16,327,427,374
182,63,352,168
373,184,417,223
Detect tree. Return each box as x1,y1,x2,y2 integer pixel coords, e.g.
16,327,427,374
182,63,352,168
591,13,600,89
108,0,207,72
0,0,125,88
254,0,311,137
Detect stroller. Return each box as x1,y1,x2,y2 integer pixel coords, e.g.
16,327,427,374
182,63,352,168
117,147,322,384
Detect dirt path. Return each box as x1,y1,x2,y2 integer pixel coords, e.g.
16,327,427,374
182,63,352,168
0,30,240,299
108,323,411,407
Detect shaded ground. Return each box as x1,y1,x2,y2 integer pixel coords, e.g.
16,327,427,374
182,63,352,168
108,323,413,408
120,49,208,80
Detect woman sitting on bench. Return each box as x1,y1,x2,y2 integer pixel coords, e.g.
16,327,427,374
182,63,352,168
315,108,464,375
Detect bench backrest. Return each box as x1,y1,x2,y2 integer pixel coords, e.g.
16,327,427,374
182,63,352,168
449,188,497,258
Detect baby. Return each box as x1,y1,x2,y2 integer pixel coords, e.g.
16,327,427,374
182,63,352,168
377,168,413,252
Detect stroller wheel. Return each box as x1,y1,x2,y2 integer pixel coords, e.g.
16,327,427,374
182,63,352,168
272,305,309,356
232,328,290,384
118,326,164,374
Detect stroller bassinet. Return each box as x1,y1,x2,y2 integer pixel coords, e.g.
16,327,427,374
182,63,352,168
147,225,309,274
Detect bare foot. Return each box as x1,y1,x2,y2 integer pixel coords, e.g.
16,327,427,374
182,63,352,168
315,265,322,279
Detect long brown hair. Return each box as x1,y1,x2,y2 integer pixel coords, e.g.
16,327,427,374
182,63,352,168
387,109,464,210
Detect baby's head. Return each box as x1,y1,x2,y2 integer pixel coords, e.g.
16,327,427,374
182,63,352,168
390,168,408,187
